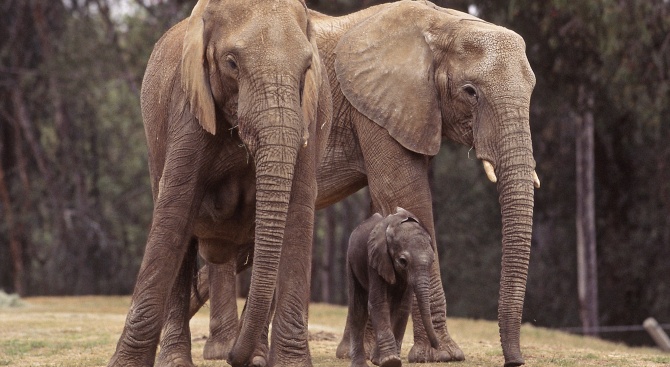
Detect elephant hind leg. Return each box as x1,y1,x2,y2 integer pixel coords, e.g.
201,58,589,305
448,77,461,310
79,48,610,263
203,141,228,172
202,253,241,360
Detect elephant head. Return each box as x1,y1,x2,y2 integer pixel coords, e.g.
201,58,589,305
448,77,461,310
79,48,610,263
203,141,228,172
334,1,537,365
182,0,328,364
369,207,440,350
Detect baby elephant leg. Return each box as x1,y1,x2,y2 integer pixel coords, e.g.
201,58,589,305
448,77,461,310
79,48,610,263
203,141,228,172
368,276,401,367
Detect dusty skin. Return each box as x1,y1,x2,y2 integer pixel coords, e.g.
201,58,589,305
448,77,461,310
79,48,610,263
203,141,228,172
1,296,669,367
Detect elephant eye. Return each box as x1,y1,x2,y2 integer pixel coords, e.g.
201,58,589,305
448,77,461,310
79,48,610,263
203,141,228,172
463,84,478,100
225,55,238,70
397,256,408,269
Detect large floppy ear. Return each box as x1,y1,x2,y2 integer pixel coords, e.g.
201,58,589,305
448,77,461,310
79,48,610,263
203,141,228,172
334,2,442,156
368,214,398,285
181,0,217,135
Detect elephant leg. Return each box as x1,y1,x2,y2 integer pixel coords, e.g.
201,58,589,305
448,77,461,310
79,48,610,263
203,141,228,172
390,288,412,354
267,147,318,367
156,239,199,367
108,124,208,367
407,271,463,363
203,255,240,360
189,264,210,318
235,287,272,367
354,117,464,363
108,189,203,367
337,313,352,359
337,316,376,360
366,275,400,367
348,270,369,367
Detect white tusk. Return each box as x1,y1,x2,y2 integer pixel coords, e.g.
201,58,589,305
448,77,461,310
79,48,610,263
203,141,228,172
533,170,541,189
483,160,497,183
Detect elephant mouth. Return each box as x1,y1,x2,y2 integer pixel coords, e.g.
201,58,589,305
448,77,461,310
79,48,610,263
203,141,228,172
481,159,541,189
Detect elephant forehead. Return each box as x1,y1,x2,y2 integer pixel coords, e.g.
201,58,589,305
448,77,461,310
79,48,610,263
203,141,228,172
394,223,430,242
206,0,308,42
457,29,535,92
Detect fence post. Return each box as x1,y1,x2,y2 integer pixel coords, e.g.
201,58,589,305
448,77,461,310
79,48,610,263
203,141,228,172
644,317,670,352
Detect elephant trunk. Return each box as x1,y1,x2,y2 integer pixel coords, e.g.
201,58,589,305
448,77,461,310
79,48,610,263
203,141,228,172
229,101,303,365
412,269,440,350
494,111,535,367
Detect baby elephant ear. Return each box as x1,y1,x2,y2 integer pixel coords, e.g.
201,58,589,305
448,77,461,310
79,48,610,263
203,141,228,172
394,207,420,224
181,0,217,135
368,215,397,285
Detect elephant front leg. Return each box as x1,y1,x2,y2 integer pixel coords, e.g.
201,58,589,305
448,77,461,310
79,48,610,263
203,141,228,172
202,254,240,360
367,276,401,367
406,265,464,363
355,116,464,364
108,200,201,367
156,239,199,367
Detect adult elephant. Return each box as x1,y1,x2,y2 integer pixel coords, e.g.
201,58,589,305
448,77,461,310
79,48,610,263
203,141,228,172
107,0,332,366
187,1,540,366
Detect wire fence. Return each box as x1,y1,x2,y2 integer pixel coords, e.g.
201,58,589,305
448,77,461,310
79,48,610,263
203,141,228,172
560,323,670,334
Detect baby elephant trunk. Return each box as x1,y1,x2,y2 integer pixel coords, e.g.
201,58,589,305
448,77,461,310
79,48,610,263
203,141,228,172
412,270,440,350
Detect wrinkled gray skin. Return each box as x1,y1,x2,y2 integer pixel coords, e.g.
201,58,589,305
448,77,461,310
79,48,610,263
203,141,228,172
107,0,332,366
184,1,539,366
346,208,439,367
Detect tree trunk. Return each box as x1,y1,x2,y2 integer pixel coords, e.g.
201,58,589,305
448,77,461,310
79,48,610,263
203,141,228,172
0,161,23,295
576,84,599,336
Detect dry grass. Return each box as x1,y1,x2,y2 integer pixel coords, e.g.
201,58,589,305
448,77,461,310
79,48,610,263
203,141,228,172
1,296,669,366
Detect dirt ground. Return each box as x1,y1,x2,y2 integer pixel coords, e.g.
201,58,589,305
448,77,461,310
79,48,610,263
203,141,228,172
1,296,669,367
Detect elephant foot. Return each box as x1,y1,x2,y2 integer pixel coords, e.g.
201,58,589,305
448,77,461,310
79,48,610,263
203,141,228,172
203,336,235,360
349,359,370,367
504,357,525,367
228,344,271,367
250,340,269,367
336,337,350,359
407,338,464,363
155,349,196,367
377,354,401,367
108,353,153,367
157,338,194,367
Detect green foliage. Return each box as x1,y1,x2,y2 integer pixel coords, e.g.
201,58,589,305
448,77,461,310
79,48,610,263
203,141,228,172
0,0,190,295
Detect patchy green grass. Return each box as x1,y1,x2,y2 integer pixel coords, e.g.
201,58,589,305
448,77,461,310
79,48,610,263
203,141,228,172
0,296,669,366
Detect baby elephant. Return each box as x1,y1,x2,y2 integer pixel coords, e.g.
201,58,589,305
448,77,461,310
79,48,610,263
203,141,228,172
346,207,440,367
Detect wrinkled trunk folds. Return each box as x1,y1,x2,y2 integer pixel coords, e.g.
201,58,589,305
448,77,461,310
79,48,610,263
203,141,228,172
413,274,440,350
495,120,535,367
230,122,301,365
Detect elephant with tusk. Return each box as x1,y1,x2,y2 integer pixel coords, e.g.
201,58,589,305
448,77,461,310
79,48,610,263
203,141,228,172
177,1,541,366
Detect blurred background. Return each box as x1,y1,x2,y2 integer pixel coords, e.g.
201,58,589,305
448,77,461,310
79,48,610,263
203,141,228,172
0,0,668,348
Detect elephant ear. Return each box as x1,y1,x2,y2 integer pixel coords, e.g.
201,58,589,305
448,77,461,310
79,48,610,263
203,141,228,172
300,28,329,148
386,207,422,244
334,2,441,156
181,0,217,135
368,213,398,285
